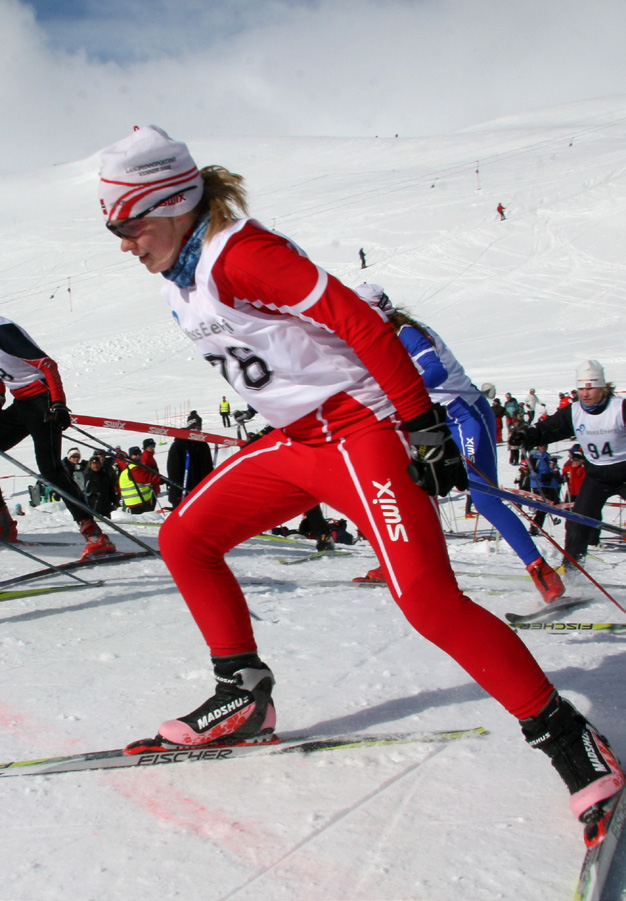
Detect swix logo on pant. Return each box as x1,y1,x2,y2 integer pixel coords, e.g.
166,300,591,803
370,480,408,542
464,436,475,463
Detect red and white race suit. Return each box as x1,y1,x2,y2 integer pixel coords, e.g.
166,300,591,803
159,220,553,719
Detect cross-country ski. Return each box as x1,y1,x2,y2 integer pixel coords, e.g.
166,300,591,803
0,726,488,777
505,597,595,625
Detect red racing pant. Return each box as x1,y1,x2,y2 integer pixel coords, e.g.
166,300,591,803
159,419,553,720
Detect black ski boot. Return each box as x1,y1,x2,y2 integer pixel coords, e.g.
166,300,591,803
156,653,276,748
520,692,624,832
315,532,335,552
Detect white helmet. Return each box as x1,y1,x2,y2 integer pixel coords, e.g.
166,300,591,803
576,359,606,389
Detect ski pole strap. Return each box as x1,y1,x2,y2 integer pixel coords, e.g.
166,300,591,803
468,478,626,537
69,424,183,492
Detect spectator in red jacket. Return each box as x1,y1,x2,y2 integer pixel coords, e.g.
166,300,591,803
562,447,586,501
140,438,162,490
557,392,571,409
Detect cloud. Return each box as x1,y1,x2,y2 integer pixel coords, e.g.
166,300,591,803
3,0,626,176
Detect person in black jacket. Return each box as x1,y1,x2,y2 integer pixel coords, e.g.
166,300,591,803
0,316,115,557
167,410,214,508
512,360,626,571
84,455,118,517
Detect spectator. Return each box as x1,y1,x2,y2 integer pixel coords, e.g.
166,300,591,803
219,396,231,427
118,446,157,514
62,447,87,495
562,447,586,502
84,455,118,517
491,397,505,443
557,392,571,409
524,388,540,424
167,410,214,508
141,438,162,491
527,446,562,535
508,413,525,465
504,393,520,434
515,459,531,493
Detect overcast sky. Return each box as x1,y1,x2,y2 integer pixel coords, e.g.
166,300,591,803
2,0,626,175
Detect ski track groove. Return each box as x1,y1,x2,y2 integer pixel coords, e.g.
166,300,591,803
216,744,448,901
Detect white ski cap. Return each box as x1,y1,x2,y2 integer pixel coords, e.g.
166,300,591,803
576,359,606,389
98,125,203,223
354,283,396,316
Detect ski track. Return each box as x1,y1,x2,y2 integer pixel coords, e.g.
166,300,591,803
216,745,448,901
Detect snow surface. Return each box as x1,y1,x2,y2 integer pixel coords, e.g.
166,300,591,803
0,97,625,901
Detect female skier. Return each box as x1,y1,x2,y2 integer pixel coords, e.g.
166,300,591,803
352,284,564,604
98,125,622,836
515,359,626,571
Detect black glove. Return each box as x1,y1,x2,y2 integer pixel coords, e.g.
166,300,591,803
47,402,72,430
510,426,540,451
0,395,5,411
243,425,274,447
234,409,256,423
404,404,468,497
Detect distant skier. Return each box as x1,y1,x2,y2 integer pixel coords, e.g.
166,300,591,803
0,316,116,557
497,203,506,220
359,247,367,269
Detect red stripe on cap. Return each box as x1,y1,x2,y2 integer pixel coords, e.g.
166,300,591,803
103,166,200,221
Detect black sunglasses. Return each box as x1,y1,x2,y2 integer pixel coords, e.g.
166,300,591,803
105,188,196,239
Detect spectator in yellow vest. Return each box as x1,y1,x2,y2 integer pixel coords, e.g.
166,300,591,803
219,396,231,427
118,446,157,514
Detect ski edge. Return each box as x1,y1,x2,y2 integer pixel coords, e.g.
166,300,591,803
0,726,488,777
505,598,593,625
508,622,626,632
573,786,626,901
0,581,105,602
278,550,352,565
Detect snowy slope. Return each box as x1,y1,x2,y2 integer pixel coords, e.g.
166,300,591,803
0,98,625,901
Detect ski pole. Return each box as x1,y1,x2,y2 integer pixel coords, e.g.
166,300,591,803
182,450,191,501
0,539,103,587
465,459,625,613
68,424,183,492
468,479,626,537
0,450,161,558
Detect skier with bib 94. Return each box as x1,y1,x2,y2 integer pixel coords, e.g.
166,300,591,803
513,359,626,575
98,125,623,842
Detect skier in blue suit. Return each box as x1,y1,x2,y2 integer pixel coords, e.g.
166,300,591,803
354,284,564,604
